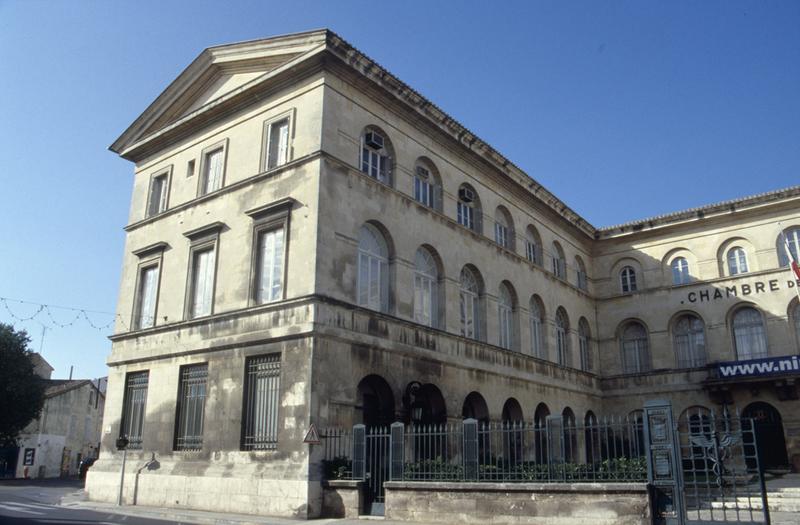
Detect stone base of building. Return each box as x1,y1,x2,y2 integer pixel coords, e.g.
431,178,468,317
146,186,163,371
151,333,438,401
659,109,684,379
85,459,321,519
383,482,650,525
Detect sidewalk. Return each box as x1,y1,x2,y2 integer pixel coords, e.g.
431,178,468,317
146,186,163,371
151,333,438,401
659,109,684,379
60,489,799,525
60,490,412,525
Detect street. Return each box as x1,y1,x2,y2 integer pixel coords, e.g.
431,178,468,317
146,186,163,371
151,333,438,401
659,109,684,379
0,480,191,525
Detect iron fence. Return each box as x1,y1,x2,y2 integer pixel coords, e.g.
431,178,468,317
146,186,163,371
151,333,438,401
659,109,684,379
321,415,647,483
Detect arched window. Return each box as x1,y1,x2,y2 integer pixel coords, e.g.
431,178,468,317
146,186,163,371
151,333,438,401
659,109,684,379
621,322,650,373
620,266,637,293
778,227,800,267
498,283,515,350
413,247,439,328
525,226,543,265
562,408,577,462
413,158,441,210
555,308,570,367
552,242,566,279
357,224,389,312
457,184,481,233
733,307,767,360
494,207,514,250
578,318,591,372
460,267,482,339
672,257,691,285
575,256,588,291
727,247,749,275
673,314,706,368
529,296,545,359
360,128,392,184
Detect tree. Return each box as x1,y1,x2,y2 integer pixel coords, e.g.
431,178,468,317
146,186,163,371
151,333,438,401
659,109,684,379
0,323,46,446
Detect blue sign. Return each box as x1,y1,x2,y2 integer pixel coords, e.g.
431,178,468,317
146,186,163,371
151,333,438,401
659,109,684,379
716,354,800,379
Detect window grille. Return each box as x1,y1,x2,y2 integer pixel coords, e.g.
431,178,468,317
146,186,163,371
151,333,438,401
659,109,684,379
175,364,208,451
121,371,149,450
242,354,281,451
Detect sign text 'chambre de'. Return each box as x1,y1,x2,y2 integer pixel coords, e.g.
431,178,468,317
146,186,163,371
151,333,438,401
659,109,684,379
680,278,800,305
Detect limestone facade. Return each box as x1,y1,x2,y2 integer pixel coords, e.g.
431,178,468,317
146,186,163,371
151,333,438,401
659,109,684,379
85,29,800,517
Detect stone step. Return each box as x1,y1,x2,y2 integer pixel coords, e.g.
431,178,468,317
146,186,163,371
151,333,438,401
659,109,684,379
710,498,800,512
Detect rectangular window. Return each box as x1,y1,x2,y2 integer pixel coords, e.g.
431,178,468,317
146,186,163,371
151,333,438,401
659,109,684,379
175,364,208,451
495,224,508,248
187,159,195,178
188,245,216,318
134,265,159,329
255,227,284,304
201,148,224,194
120,371,148,450
457,202,474,230
242,354,281,450
266,118,290,170
525,241,538,264
579,336,589,371
146,171,170,217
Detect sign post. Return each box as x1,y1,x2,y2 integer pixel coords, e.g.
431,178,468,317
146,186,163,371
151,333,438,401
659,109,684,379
643,400,684,525
115,436,129,506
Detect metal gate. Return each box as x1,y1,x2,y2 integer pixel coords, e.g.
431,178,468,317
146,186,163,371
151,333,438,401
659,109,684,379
352,424,390,516
677,408,770,525
645,401,771,525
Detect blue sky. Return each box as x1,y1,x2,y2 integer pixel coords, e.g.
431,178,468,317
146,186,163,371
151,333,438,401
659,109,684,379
0,1,798,380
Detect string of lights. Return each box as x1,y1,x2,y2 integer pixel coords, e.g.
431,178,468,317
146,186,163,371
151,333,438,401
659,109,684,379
0,296,129,332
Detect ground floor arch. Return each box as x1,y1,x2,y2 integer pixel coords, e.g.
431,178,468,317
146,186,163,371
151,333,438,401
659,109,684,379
742,401,789,470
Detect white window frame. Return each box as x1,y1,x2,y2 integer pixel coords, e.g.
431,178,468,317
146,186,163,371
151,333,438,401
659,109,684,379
530,300,544,358
183,223,224,320
732,307,768,360
460,269,481,340
498,286,514,350
360,130,391,184
357,224,390,313
246,199,293,306
727,247,748,276
457,200,475,230
413,248,438,328
671,257,691,285
620,266,637,293
262,111,294,172
621,323,650,373
146,166,172,218
779,227,800,267
197,139,229,197
414,165,435,208
555,313,569,366
673,314,706,368
130,242,167,331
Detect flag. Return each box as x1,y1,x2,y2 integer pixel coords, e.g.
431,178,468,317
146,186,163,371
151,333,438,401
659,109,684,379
781,230,800,280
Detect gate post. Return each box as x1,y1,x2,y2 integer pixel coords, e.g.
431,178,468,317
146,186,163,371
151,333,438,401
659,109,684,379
463,418,479,481
642,400,684,525
352,424,366,480
546,415,564,480
390,422,404,481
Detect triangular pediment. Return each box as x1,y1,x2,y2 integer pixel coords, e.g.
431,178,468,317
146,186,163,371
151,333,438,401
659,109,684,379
112,29,329,157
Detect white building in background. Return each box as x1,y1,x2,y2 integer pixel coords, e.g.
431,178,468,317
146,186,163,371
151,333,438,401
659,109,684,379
13,355,106,479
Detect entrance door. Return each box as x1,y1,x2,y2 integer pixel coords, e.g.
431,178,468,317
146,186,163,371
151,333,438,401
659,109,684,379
742,402,789,470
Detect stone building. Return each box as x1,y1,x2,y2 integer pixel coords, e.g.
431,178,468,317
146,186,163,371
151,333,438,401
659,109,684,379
85,29,800,518
13,355,106,479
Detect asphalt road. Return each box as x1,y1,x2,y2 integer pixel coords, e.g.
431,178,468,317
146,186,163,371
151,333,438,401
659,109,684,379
0,479,194,525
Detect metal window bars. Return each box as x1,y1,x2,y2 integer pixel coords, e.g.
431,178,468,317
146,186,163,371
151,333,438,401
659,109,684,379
241,354,281,451
121,371,149,450
174,364,208,451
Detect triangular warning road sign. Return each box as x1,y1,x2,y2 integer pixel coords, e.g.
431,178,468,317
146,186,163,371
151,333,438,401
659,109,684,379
303,423,320,444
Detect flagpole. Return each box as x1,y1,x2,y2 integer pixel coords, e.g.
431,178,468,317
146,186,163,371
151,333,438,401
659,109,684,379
777,221,800,302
